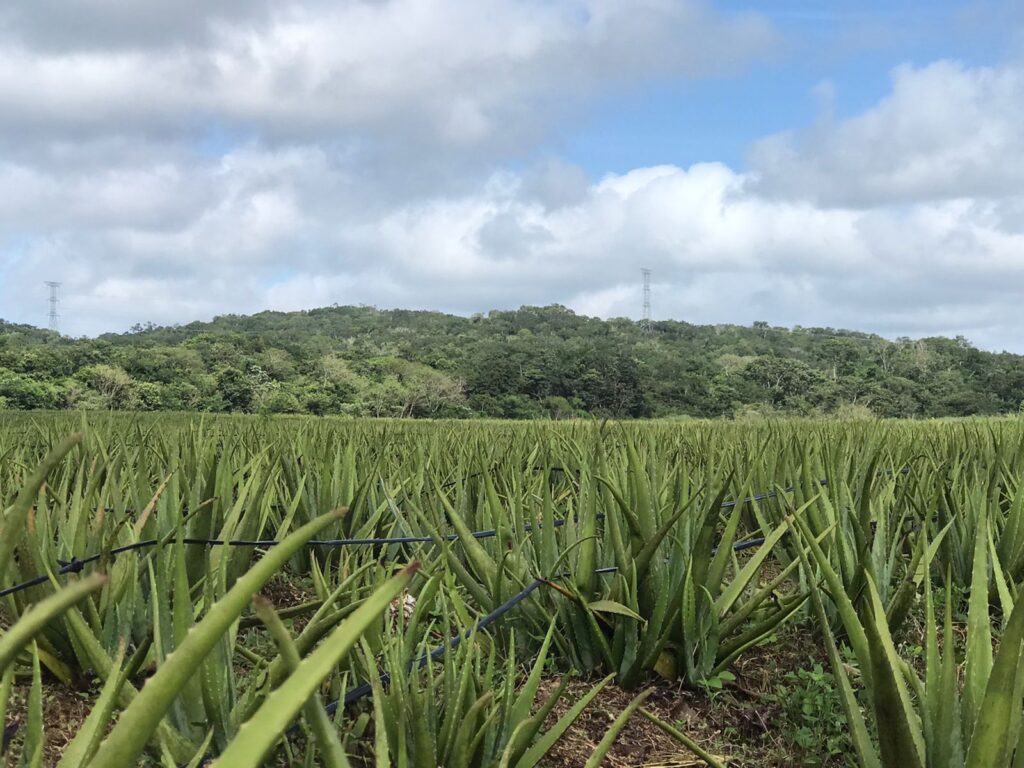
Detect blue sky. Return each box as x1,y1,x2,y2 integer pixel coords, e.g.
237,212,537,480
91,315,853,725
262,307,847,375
1,0,1024,350
563,0,1018,174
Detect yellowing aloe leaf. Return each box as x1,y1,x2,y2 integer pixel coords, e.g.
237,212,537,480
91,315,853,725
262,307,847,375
587,599,644,623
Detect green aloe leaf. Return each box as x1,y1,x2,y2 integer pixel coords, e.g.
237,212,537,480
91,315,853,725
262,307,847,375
964,512,994,736
965,582,1024,767
862,575,924,768
583,688,653,768
0,574,107,675
587,600,645,622
0,433,82,583
23,643,44,768
253,595,349,768
57,640,128,768
508,619,558,728
514,674,615,768
211,562,418,767
88,508,346,768
638,709,726,768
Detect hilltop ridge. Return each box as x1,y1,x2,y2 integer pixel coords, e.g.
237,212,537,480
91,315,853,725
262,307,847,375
0,305,1019,418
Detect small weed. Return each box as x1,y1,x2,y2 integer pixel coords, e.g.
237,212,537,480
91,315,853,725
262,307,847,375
698,669,736,696
765,660,851,766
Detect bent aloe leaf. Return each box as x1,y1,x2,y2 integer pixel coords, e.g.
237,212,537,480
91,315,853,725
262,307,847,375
583,688,653,768
88,508,346,768
57,640,128,768
0,573,107,675
0,433,82,583
587,599,645,622
639,709,726,768
253,595,349,768
211,562,418,767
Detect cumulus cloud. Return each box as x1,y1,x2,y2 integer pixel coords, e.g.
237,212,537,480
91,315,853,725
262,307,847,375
1,2,1023,353
0,0,776,153
749,60,1024,206
338,162,1024,350
8,144,1023,349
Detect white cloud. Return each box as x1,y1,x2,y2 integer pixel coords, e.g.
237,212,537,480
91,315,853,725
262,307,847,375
750,60,1024,206
0,0,776,152
1,4,1024,354
7,141,1023,349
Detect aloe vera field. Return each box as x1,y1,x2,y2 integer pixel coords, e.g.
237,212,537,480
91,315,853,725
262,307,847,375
3,413,1024,767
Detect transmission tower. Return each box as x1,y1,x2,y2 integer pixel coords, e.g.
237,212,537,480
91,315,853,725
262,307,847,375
641,268,651,330
45,281,61,333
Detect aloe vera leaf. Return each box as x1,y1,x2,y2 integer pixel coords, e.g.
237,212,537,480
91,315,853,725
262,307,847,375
88,509,346,768
210,563,417,767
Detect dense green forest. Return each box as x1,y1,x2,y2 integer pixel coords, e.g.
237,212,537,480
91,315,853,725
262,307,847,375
1,304,1022,418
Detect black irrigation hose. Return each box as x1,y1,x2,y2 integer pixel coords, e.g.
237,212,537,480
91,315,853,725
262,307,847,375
318,529,771,722
302,471,921,729
0,464,911,761
2,528,773,759
729,536,767,553
0,516,776,759
193,526,773,767
324,577,548,718
0,520,578,600
4,459,906,599
4,467,863,600
294,530,773,753
1,723,15,755
175,580,553,765
1,467,888,747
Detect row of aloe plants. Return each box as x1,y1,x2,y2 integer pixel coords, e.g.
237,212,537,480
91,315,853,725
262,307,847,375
6,414,1024,764
3,431,692,767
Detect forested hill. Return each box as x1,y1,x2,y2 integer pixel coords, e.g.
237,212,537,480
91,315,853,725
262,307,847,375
1,305,1022,418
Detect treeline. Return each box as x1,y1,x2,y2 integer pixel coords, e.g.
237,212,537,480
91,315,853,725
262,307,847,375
1,305,1023,418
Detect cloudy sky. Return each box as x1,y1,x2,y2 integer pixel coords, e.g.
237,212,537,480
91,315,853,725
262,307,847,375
1,1,1023,349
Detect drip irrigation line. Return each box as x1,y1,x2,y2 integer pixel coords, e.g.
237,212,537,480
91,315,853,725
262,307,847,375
2,521,772,761
189,537,765,767
0,462,913,765
324,577,547,718
321,529,771,720
3,467,907,600
0,723,14,755
719,466,909,508
179,579,552,765
724,536,766,553
0,521,575,600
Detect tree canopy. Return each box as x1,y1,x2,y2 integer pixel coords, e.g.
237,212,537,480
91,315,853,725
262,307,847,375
1,305,1020,418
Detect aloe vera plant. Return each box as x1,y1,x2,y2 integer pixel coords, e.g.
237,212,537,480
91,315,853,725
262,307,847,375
795,507,1024,768
211,563,418,767
551,439,809,689
5,414,1024,766
88,508,348,767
